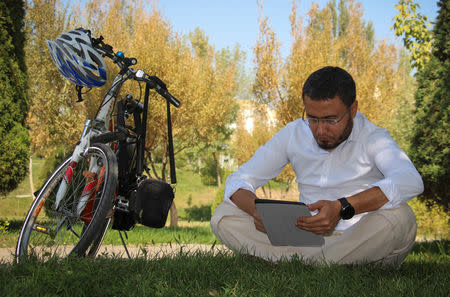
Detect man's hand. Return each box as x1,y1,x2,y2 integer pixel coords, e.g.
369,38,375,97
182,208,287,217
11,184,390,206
295,200,341,234
252,209,266,233
230,189,266,233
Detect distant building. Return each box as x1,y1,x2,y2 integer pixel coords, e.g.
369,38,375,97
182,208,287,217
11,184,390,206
236,98,277,134
219,98,277,171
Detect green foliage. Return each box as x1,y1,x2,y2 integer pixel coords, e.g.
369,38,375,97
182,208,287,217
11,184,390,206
211,181,225,216
408,199,449,238
409,0,449,211
0,0,30,195
182,205,212,222
410,55,449,210
392,0,432,70
0,125,30,195
188,27,211,58
0,219,9,234
389,48,416,152
25,0,84,156
200,154,223,186
432,0,449,62
211,170,232,215
38,146,68,186
338,0,349,36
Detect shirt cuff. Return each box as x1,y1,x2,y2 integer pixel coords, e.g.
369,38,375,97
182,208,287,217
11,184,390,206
223,177,256,207
370,179,400,209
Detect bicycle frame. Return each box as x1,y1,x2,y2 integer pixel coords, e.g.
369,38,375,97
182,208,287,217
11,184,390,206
53,71,133,213
16,33,181,262
50,34,180,220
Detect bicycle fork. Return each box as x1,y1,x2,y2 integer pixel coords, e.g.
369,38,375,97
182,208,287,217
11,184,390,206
53,119,104,221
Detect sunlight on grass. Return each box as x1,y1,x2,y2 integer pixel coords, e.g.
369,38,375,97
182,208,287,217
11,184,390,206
1,240,448,297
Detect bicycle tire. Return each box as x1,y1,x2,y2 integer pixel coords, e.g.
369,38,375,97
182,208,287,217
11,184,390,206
15,143,118,262
86,217,111,257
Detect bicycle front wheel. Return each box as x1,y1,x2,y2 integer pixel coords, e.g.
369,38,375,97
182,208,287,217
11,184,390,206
15,143,118,262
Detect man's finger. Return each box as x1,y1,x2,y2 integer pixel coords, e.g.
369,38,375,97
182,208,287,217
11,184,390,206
307,200,324,211
255,219,266,233
296,212,326,224
296,224,329,234
296,219,329,229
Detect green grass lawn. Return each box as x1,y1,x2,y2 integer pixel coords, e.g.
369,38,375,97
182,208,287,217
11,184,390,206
7,158,45,198
0,240,448,296
1,160,449,296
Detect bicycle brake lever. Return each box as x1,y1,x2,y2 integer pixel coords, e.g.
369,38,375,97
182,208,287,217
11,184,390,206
134,70,181,107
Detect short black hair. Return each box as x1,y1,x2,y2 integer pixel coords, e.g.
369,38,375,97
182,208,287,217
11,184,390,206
302,66,356,107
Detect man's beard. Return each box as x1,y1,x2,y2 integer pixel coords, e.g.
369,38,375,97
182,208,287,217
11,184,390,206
316,117,353,150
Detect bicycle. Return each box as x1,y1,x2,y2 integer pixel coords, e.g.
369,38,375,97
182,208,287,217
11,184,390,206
15,28,180,262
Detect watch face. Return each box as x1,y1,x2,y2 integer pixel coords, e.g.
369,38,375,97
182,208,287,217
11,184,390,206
339,198,355,220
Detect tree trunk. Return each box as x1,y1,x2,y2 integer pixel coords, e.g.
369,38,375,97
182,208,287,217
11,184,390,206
212,152,222,187
261,186,267,198
29,155,35,199
147,151,161,180
197,156,202,175
169,201,178,227
282,180,292,199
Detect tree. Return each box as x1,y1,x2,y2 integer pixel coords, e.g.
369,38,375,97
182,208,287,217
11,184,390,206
188,28,239,188
26,0,83,156
392,0,432,70
0,0,30,195
232,99,286,197
255,0,401,128
79,1,239,226
408,0,449,211
25,0,240,225
389,48,417,152
248,0,403,191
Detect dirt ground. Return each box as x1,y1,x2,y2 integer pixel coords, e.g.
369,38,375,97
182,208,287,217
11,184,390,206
0,244,232,264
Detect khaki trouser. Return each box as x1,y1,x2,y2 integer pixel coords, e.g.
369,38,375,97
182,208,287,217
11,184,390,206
210,202,417,265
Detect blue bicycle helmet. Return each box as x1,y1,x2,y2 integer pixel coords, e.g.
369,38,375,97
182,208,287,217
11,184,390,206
47,28,107,88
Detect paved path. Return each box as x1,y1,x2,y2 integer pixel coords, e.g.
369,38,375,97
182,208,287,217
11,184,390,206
0,244,232,264
2,237,441,264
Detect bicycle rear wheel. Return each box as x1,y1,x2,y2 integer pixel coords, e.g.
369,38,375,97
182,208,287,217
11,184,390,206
15,143,118,262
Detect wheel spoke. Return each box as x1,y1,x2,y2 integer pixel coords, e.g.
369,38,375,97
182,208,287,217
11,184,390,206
16,144,117,262
68,226,81,239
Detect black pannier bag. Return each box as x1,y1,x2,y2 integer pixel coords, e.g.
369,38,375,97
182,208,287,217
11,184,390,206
112,178,174,231
133,178,174,228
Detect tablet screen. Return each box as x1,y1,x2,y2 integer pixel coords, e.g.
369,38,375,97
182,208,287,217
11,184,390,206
255,199,324,247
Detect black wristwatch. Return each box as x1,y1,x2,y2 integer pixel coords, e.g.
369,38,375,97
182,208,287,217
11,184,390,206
338,197,355,220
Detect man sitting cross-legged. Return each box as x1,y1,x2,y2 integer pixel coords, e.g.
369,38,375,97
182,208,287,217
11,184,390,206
210,66,423,265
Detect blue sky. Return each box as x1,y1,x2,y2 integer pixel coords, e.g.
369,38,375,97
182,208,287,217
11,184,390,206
156,0,439,64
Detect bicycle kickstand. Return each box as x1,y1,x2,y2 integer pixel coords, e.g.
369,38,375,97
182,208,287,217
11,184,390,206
118,230,131,259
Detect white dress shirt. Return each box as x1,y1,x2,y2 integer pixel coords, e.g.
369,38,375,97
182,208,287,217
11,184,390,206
224,112,424,230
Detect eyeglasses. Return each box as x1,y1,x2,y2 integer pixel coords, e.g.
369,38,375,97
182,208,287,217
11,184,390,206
302,106,352,127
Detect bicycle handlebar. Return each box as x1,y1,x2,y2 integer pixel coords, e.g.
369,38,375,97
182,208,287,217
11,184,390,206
135,70,181,108
92,36,181,108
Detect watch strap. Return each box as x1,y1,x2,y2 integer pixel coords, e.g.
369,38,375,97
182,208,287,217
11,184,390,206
338,197,355,220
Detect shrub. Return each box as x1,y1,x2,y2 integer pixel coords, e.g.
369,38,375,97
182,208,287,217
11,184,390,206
0,0,29,196
200,155,223,186
211,170,233,215
0,220,9,234
183,205,212,222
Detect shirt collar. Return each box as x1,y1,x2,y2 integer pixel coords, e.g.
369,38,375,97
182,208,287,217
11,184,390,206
347,112,363,143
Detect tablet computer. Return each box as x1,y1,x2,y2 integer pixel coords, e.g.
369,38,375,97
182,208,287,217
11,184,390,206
255,199,324,247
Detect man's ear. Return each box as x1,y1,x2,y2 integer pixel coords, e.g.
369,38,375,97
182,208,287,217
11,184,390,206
351,100,358,118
